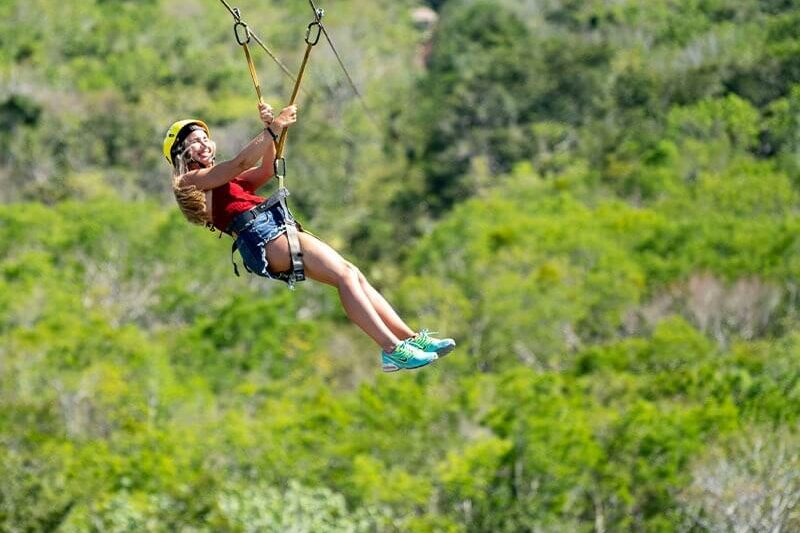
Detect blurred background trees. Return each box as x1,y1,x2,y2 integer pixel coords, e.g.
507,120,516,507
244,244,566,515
3,0,800,531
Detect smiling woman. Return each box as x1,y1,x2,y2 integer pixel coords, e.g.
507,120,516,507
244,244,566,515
164,119,214,226
161,103,455,372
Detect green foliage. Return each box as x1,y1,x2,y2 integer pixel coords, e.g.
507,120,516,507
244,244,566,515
407,0,541,208
212,481,394,532
400,178,647,369
4,0,800,531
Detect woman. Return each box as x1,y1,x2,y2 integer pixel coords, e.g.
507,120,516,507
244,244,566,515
163,102,455,372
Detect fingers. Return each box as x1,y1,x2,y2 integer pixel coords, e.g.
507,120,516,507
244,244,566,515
257,103,300,126
272,104,298,128
258,103,298,113
258,102,275,126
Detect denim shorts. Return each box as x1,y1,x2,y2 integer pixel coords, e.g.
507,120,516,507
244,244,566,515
235,204,294,284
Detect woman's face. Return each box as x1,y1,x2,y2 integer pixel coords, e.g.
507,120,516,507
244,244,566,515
184,129,216,167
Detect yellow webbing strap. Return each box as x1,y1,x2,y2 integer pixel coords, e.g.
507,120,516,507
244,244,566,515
242,42,263,104
274,16,323,188
275,37,315,161
233,16,263,104
229,6,324,287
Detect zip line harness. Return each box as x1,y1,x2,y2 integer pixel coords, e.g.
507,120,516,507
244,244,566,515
208,2,315,289
226,4,325,287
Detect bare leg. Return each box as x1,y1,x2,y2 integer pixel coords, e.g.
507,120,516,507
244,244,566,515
265,232,400,352
355,271,416,340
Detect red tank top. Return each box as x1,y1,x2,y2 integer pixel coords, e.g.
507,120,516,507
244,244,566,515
211,176,265,232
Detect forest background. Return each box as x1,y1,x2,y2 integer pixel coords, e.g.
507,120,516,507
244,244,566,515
3,0,800,531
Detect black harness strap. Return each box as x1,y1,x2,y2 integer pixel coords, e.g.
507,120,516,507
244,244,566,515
280,193,306,283
231,240,241,277
227,187,289,234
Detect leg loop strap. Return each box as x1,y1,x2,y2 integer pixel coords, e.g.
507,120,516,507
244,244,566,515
280,190,306,285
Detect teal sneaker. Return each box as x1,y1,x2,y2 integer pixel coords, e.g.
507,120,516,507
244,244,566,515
381,340,438,372
409,329,456,357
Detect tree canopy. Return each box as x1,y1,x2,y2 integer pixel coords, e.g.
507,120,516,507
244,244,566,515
3,0,800,531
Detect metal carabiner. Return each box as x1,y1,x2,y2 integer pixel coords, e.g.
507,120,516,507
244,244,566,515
273,157,287,179
234,21,251,46
305,21,322,46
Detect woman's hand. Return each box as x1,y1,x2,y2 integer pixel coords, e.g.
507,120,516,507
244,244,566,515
259,102,274,127
273,104,298,129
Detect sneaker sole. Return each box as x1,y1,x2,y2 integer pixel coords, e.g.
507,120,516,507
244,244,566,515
382,355,439,373
436,344,456,357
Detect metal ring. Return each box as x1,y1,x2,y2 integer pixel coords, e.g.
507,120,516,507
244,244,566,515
234,21,251,45
305,21,322,46
273,157,286,178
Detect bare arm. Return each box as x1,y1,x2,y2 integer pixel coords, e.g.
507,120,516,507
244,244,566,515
180,131,273,191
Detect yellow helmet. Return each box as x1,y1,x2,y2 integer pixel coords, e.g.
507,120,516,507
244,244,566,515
162,119,210,165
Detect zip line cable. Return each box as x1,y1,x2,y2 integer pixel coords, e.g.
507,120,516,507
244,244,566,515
306,0,379,129
218,0,379,130
217,0,299,85
274,5,324,177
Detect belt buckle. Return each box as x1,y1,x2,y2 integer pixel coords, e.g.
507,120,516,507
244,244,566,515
243,210,258,227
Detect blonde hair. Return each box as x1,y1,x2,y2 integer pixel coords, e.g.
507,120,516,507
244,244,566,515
171,151,212,226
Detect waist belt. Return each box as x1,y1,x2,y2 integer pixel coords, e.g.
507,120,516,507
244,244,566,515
227,187,306,287
227,187,289,235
